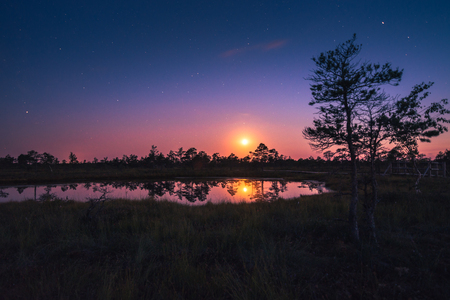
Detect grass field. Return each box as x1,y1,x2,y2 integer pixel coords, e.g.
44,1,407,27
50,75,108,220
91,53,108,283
0,174,449,299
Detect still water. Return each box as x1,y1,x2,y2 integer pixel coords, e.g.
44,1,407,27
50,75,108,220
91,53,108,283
0,178,331,205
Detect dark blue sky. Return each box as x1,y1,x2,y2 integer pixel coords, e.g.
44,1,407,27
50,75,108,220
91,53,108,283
1,0,449,161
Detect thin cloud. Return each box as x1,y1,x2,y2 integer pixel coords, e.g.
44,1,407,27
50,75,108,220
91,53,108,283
263,39,288,50
220,39,288,58
220,48,249,57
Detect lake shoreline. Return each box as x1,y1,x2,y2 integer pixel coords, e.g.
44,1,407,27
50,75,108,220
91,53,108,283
0,165,329,186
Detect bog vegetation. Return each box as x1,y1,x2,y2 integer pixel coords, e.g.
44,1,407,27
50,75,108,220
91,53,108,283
0,174,449,299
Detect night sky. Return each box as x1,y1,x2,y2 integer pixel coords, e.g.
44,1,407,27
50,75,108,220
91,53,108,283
2,0,449,161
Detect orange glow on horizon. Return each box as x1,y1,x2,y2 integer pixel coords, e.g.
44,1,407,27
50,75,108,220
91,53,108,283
222,127,263,158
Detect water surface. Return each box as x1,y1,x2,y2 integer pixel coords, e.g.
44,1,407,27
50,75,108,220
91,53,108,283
0,178,331,205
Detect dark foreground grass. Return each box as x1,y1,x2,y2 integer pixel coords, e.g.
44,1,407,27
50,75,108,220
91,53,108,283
1,176,449,299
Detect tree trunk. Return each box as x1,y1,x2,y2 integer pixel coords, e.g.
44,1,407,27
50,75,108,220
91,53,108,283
367,154,378,245
413,159,422,194
345,94,360,245
349,157,360,244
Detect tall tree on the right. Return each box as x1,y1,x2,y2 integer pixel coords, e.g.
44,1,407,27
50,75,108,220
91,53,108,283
303,34,403,244
304,35,449,244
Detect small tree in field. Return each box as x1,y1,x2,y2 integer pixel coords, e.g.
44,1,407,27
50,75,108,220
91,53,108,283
303,35,403,243
389,83,449,193
69,152,78,164
435,149,450,162
356,82,448,243
390,82,449,160
250,143,278,171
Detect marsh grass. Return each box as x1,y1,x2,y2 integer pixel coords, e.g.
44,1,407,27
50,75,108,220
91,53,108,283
0,175,449,299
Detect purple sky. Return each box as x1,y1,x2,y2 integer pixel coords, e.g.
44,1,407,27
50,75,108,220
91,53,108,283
1,0,449,161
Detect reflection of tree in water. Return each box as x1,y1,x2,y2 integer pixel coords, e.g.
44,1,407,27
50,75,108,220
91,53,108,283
2,179,299,203
93,183,111,192
139,181,217,203
249,181,264,201
267,181,288,199
0,189,8,198
38,185,57,201
16,186,27,194
125,182,140,191
141,179,290,203
174,181,212,203
224,180,239,196
60,184,77,193
110,182,124,189
298,181,327,194
142,181,175,198
249,180,288,202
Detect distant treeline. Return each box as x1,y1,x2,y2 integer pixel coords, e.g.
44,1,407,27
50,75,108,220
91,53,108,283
1,144,449,171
